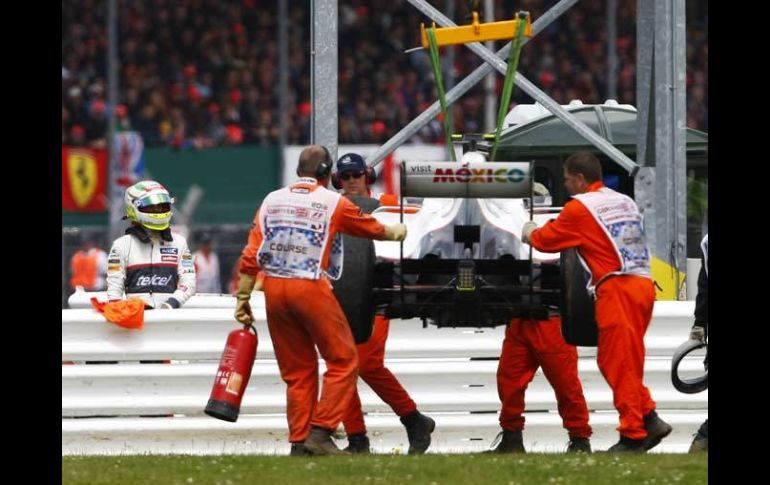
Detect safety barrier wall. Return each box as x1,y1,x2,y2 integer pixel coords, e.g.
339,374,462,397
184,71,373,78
62,300,707,455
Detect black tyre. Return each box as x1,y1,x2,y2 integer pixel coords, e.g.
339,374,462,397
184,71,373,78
333,195,380,344
671,339,708,394
559,248,598,346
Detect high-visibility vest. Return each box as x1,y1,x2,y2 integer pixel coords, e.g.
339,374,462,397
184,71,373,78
572,187,651,294
257,178,344,280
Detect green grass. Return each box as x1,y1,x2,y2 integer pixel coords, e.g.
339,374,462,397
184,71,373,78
62,453,707,485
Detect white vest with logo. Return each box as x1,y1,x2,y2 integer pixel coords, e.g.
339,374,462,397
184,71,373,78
257,178,344,280
573,187,651,293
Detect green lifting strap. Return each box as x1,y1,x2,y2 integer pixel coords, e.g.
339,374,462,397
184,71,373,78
491,11,528,161
426,27,455,161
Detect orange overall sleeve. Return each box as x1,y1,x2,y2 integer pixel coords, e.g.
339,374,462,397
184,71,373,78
239,208,264,276
530,185,624,284
528,200,587,253
331,196,387,240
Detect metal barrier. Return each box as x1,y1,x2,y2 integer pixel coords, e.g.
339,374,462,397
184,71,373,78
62,300,707,455
67,289,255,309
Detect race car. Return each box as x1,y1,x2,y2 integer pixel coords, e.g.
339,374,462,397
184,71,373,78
333,138,595,346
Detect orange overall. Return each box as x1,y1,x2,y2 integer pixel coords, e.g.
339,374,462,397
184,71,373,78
498,315,592,439
339,190,416,434
529,181,656,440
342,315,417,435
240,179,386,443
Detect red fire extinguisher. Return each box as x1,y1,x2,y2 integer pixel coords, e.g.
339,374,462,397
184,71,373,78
205,325,258,422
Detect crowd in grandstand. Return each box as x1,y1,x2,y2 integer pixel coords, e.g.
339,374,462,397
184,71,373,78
62,0,708,148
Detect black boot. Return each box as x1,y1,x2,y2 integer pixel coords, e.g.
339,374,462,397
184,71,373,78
289,442,311,456
688,419,708,453
487,429,525,453
642,410,673,451
400,410,436,454
344,433,371,454
304,426,350,456
566,437,592,453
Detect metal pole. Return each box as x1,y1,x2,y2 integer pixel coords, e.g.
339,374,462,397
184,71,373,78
107,0,120,242
635,0,688,300
652,0,687,299
669,0,687,297
484,0,496,132
607,0,618,100
311,0,338,160
369,0,579,167
636,0,654,167
278,0,288,171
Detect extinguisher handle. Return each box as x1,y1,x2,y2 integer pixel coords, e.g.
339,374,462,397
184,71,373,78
244,323,257,335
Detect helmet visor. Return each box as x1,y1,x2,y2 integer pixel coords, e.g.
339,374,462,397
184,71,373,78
135,192,174,208
138,202,172,214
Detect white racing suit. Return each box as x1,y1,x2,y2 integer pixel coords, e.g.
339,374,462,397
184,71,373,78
106,228,196,308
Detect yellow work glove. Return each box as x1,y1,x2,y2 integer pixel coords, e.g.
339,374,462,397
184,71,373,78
383,223,408,241
234,273,257,325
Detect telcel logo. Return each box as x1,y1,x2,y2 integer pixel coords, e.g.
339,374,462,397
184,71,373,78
137,275,173,286
433,167,525,183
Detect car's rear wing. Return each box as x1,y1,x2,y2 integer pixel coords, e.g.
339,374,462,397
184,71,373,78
400,161,533,198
